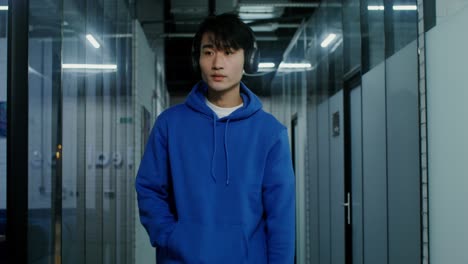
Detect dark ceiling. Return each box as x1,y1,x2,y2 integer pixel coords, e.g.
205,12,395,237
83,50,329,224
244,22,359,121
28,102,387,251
136,0,319,97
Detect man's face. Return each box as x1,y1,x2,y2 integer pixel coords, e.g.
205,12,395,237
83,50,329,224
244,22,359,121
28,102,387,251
199,32,245,93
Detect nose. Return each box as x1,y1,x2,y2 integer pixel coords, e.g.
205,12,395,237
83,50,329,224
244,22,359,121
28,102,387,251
212,52,224,70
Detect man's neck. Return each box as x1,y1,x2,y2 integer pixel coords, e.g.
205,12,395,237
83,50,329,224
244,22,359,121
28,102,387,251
206,85,243,107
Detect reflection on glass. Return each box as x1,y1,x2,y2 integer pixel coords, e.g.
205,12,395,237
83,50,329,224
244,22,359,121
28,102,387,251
391,0,417,54
0,0,8,259
24,0,136,262
321,33,337,48
362,0,385,71
343,0,361,73
61,0,134,263
28,0,63,261
326,3,344,95
86,34,101,49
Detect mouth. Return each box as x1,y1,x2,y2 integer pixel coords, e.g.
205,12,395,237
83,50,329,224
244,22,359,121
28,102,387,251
211,74,226,81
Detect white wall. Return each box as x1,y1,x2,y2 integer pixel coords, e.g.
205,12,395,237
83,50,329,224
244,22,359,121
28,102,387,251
133,19,170,264
133,20,156,264
270,71,308,264
426,3,468,264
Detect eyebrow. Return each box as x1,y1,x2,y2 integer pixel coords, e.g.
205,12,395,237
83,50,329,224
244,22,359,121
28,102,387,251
201,44,215,49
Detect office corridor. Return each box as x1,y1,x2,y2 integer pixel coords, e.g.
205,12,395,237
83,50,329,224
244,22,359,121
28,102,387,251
1,0,467,263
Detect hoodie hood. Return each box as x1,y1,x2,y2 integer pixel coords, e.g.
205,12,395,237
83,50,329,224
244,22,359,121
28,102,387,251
185,81,262,121
184,81,263,185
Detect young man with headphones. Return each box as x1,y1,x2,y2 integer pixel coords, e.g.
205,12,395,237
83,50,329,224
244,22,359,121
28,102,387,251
136,13,295,264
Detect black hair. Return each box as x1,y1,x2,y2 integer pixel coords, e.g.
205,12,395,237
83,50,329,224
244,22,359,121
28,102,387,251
192,13,257,67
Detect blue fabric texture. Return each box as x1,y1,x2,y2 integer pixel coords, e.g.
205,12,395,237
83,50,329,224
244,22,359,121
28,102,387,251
135,81,295,264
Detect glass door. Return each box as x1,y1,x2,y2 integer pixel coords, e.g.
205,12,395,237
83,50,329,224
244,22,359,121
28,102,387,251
28,0,63,262
0,0,8,259
6,0,136,262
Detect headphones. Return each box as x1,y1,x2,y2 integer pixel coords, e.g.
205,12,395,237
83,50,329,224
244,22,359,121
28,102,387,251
191,27,259,74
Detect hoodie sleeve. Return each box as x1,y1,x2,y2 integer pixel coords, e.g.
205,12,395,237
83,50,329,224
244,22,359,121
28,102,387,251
135,115,176,248
263,128,296,264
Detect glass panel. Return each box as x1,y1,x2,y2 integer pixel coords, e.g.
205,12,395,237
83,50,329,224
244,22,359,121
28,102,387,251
327,1,344,96
319,8,330,99
0,0,8,258
362,0,385,72
389,0,417,55
28,0,63,262
343,0,361,73
61,1,86,262
5,0,146,262
61,0,134,263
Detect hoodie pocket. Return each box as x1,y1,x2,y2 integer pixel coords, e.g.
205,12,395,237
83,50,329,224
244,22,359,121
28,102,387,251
166,221,247,264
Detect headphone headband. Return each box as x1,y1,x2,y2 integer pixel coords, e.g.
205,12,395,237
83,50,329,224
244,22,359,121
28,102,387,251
191,22,259,74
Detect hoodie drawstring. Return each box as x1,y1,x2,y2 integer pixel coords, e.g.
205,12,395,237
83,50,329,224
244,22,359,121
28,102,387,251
224,119,230,185
211,113,217,182
211,114,231,185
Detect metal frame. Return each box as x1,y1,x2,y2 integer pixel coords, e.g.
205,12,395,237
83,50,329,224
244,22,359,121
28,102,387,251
7,0,29,263
418,1,431,263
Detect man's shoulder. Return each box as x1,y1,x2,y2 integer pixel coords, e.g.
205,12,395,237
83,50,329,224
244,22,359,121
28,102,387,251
158,103,189,119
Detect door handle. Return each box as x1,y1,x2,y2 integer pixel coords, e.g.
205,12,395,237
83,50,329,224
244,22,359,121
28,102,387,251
342,192,351,225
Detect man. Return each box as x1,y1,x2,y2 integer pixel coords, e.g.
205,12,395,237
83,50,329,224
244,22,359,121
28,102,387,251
135,13,295,264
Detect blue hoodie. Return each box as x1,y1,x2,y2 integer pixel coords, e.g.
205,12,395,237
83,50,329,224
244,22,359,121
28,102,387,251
136,82,295,264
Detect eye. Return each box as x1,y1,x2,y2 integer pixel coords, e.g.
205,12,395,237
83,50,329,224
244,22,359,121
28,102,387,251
225,50,234,56
203,50,213,56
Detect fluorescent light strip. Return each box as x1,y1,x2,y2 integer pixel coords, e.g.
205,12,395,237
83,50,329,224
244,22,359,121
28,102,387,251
330,37,343,53
368,5,417,11
239,13,277,20
0,5,8,11
259,62,276,68
86,34,100,49
321,33,337,48
62,64,117,70
279,63,312,69
393,5,417,10
368,5,385,10
239,6,275,13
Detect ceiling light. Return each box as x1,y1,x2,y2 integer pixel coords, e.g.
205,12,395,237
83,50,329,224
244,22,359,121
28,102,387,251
330,37,343,53
279,62,312,69
239,3,319,8
321,33,337,48
259,62,276,68
86,34,100,49
239,13,277,20
251,23,279,32
62,64,117,70
368,5,418,11
393,5,417,10
368,5,385,11
0,5,8,11
258,62,276,72
239,6,275,13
